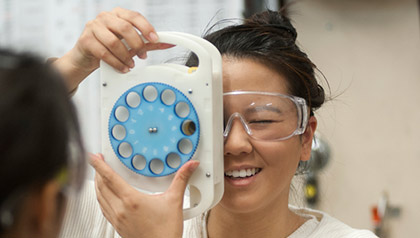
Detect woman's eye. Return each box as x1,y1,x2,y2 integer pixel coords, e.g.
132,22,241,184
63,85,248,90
249,120,275,124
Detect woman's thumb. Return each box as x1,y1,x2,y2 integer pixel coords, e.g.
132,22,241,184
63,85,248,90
167,160,200,198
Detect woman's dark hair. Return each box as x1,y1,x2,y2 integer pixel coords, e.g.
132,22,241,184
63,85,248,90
186,9,326,115
0,50,85,232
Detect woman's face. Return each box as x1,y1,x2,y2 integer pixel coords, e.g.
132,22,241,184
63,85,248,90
219,56,316,214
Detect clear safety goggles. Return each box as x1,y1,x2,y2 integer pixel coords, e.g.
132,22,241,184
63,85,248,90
223,91,308,141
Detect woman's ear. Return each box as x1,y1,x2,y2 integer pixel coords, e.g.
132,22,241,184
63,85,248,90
300,116,317,162
28,180,65,238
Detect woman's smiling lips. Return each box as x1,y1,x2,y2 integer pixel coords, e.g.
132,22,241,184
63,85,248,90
224,167,262,186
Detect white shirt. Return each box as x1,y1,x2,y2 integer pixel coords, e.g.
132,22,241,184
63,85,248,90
59,180,377,238
183,206,377,238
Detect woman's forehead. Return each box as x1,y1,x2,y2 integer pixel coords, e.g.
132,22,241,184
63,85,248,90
221,57,289,94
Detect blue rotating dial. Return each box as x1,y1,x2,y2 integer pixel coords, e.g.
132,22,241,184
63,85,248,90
108,82,200,177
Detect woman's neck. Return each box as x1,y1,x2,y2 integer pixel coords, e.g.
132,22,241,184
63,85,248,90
207,201,306,238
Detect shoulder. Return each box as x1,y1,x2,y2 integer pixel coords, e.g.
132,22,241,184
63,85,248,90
59,180,120,238
314,211,378,238
290,206,378,238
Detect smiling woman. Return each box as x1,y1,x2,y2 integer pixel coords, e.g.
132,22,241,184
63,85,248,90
53,7,378,238
198,57,316,236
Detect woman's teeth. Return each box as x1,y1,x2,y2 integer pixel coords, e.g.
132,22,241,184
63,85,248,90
225,168,261,178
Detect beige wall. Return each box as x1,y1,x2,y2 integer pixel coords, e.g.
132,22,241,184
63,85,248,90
290,0,420,237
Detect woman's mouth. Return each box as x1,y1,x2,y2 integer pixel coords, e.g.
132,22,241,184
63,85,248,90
224,168,261,179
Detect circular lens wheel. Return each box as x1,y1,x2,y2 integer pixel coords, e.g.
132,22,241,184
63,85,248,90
108,82,199,177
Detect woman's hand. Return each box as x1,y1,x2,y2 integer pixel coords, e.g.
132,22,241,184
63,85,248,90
89,153,199,238
53,7,173,93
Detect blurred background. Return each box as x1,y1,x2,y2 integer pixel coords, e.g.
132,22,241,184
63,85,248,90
1,0,419,237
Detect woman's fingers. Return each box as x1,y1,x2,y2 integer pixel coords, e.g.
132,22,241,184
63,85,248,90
89,154,136,198
95,174,119,225
137,42,175,57
97,11,145,61
71,8,177,75
111,7,158,44
86,27,130,73
134,42,176,60
91,153,198,237
91,153,199,202
109,7,160,60
95,172,123,210
91,23,134,69
91,13,138,69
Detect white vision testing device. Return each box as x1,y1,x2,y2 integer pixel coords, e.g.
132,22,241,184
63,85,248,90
100,32,224,220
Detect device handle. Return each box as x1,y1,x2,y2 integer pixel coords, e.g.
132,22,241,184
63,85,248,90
140,32,220,78
164,32,222,78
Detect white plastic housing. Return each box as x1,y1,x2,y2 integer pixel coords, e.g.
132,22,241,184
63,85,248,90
100,32,224,220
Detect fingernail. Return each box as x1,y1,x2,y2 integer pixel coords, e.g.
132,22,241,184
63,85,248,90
129,49,137,57
121,67,130,73
128,60,135,68
189,161,200,172
97,153,105,161
149,32,159,43
159,43,175,49
138,52,147,59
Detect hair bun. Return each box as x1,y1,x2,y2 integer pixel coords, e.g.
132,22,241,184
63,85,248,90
245,10,297,42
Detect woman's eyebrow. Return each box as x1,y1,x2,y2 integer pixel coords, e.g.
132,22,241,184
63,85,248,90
245,105,283,115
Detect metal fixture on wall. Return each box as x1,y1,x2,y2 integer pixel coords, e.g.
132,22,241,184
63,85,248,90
243,0,282,18
243,0,265,18
304,133,331,207
371,192,401,238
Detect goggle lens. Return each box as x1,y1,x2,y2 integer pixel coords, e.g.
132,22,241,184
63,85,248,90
223,91,307,141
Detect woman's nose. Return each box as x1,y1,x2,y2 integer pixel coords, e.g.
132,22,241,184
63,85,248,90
223,116,252,156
